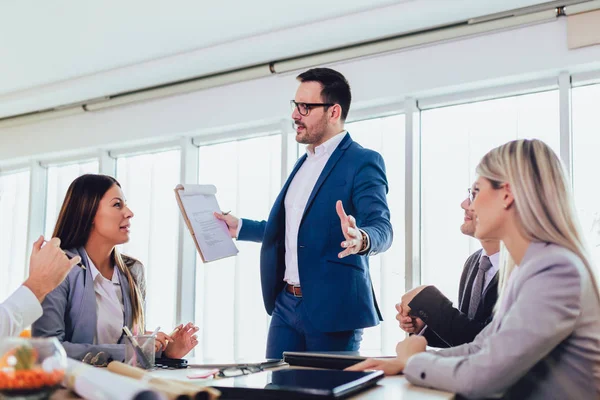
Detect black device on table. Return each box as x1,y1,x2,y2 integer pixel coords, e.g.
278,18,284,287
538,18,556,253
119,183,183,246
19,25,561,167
154,357,188,369
283,351,396,370
209,368,384,399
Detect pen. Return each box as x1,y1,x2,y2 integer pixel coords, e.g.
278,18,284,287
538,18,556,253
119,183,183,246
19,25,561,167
122,326,153,369
222,210,231,215
150,326,161,337
43,239,86,270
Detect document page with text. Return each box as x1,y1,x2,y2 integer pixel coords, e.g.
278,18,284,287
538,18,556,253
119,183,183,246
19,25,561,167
175,184,239,262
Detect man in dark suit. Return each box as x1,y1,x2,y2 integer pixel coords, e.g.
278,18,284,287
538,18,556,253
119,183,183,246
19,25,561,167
396,188,500,347
215,68,393,359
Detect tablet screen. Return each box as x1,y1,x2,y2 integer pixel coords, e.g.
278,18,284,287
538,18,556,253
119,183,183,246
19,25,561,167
210,368,384,398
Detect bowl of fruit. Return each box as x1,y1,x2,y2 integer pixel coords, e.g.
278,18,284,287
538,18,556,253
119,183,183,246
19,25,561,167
0,337,66,399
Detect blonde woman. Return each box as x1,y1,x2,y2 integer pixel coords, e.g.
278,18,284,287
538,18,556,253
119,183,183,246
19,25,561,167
349,139,600,399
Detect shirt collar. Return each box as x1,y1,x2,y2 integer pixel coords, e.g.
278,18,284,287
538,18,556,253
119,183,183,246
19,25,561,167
306,131,347,158
482,250,500,271
85,250,119,284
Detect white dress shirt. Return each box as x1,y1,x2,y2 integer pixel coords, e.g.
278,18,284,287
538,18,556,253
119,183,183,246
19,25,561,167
0,286,43,337
283,131,347,285
87,255,125,344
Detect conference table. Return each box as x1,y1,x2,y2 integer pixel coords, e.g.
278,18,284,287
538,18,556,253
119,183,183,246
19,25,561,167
52,363,454,400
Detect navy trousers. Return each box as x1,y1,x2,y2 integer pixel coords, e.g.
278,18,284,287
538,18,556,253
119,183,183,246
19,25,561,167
265,287,363,359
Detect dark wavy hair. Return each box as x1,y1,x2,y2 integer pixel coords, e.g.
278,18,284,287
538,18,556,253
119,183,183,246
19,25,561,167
53,174,145,330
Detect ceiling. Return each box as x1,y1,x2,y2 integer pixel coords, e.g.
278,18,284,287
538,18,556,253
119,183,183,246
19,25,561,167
0,0,564,119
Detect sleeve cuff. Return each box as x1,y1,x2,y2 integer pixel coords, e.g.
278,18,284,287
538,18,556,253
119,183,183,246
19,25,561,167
358,228,371,255
235,219,243,239
6,286,43,331
404,352,437,386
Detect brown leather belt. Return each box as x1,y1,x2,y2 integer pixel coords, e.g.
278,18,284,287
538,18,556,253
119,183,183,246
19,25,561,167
285,284,302,297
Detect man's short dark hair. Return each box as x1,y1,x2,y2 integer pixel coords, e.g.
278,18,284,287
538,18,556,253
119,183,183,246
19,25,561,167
296,68,351,121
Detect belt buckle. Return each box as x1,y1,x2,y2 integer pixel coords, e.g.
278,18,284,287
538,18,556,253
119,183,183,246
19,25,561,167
291,285,302,298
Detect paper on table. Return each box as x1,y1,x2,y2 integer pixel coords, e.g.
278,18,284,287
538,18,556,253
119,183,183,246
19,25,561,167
65,359,165,400
175,184,239,262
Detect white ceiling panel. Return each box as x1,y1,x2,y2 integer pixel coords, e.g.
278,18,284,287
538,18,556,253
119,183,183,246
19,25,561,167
0,0,565,118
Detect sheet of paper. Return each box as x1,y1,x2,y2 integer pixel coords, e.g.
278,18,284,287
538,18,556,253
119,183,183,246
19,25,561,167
176,184,238,262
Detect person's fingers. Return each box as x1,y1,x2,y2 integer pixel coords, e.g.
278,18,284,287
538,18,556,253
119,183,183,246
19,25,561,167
346,226,359,239
338,248,353,258
48,237,61,248
213,212,225,220
31,235,44,255
348,215,357,228
340,237,360,249
68,255,82,268
395,303,402,313
155,336,168,351
345,358,380,371
335,200,348,222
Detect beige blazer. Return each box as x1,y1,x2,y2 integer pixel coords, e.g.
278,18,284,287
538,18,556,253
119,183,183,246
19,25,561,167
404,241,600,399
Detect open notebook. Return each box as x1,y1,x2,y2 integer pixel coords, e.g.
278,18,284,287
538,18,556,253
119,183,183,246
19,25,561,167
174,184,238,262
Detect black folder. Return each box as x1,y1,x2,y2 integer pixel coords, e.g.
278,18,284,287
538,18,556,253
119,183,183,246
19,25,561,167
283,350,396,370
209,368,384,399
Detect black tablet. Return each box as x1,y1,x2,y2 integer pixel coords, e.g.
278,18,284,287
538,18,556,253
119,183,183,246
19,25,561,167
209,368,384,399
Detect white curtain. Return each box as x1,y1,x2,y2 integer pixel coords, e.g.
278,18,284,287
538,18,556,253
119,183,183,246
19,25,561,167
117,150,181,332
44,161,99,238
195,135,281,362
420,90,560,304
0,171,31,302
573,84,600,277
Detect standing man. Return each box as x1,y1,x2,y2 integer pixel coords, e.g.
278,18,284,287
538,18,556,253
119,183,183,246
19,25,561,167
215,67,393,358
396,188,500,347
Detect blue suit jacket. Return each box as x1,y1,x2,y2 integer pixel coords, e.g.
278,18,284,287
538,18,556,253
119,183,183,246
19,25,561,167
238,133,393,332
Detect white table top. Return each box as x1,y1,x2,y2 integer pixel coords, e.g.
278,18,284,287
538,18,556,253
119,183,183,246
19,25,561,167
150,365,454,400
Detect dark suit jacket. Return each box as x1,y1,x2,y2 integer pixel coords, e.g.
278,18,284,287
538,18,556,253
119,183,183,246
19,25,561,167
238,133,393,333
408,249,499,347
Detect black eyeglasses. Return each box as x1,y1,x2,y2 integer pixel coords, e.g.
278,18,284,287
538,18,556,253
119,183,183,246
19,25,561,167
290,100,334,116
467,188,476,203
217,364,264,378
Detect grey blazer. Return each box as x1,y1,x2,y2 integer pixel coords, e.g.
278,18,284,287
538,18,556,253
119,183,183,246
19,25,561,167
404,241,600,399
32,247,146,362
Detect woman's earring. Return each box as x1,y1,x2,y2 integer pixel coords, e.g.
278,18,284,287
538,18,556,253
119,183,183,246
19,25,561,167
503,204,508,209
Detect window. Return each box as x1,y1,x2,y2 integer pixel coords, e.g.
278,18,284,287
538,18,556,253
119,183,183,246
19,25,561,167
196,134,281,362
420,90,560,304
44,161,99,238
0,170,31,302
346,115,405,354
117,150,181,332
573,84,600,277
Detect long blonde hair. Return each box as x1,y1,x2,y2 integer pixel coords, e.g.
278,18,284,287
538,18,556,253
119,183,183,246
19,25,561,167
476,139,600,301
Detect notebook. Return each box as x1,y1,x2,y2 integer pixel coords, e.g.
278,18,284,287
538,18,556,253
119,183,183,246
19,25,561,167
174,184,238,262
209,368,384,399
283,351,396,370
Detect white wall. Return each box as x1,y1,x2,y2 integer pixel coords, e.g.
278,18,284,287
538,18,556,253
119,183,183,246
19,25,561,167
1,17,600,167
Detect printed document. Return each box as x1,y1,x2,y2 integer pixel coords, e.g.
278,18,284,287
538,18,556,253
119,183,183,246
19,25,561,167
174,184,238,262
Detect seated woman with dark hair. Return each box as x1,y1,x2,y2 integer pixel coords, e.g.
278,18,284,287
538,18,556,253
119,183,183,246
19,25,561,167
33,174,198,362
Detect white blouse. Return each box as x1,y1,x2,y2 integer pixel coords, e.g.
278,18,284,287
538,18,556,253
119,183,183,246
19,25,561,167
86,253,125,344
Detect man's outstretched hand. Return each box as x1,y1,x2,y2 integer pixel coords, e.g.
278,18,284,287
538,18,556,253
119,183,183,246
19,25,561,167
336,200,364,258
